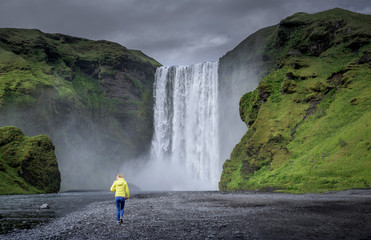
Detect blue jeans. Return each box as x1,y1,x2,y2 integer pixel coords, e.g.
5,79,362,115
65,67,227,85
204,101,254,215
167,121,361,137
115,197,126,221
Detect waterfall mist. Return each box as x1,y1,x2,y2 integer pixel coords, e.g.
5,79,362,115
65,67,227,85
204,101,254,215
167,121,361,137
218,68,260,166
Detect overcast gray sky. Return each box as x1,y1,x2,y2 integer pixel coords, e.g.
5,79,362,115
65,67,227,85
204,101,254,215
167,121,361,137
0,0,370,66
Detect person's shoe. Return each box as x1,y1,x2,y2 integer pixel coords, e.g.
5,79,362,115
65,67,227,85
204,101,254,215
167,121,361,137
120,217,123,224
117,221,121,224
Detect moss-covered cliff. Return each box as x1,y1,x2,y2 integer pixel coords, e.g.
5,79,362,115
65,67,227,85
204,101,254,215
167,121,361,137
219,8,371,193
0,126,60,194
0,28,160,190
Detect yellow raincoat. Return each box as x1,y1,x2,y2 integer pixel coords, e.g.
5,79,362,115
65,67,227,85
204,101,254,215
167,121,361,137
110,178,130,198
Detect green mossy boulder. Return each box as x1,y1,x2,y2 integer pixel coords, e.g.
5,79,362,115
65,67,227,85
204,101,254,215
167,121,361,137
0,126,61,194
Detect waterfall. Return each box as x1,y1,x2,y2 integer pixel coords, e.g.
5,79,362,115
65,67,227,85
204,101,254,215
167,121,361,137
150,62,220,190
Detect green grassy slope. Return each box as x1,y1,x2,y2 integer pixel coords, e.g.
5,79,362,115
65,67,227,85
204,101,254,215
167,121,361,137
0,126,60,194
219,8,371,193
0,28,160,113
0,28,161,190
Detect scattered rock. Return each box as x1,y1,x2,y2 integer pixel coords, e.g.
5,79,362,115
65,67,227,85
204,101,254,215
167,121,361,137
282,80,297,94
285,72,298,80
291,61,308,69
3,191,371,239
40,204,50,209
350,98,359,105
287,49,302,57
357,53,370,64
327,71,346,86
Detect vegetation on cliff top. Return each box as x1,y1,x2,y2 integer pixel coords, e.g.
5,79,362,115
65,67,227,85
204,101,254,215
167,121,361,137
0,28,160,115
219,8,371,193
0,126,61,194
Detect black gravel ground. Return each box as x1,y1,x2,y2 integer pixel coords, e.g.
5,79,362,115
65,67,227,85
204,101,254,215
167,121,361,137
3,190,371,239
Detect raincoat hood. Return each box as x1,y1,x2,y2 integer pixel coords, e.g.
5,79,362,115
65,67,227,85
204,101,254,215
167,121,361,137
116,178,125,186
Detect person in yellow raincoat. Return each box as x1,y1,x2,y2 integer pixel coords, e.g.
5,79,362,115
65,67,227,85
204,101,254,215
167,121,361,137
110,173,130,224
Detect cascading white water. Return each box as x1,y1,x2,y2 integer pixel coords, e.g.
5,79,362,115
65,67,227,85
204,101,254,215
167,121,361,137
151,62,220,190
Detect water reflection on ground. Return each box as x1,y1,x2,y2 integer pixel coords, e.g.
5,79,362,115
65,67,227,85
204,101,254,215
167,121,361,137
0,191,113,234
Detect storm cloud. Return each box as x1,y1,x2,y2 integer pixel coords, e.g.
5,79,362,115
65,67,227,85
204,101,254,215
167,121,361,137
0,0,370,65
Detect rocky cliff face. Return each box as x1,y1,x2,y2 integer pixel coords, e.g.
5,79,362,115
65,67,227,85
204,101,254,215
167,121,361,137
219,8,371,193
0,28,160,190
0,126,60,194
218,24,277,163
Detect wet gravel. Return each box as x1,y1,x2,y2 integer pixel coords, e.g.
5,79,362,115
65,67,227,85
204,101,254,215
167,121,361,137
2,190,371,239
0,191,112,234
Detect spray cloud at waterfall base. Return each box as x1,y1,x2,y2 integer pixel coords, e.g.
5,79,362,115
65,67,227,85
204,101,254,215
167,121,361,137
125,62,221,190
